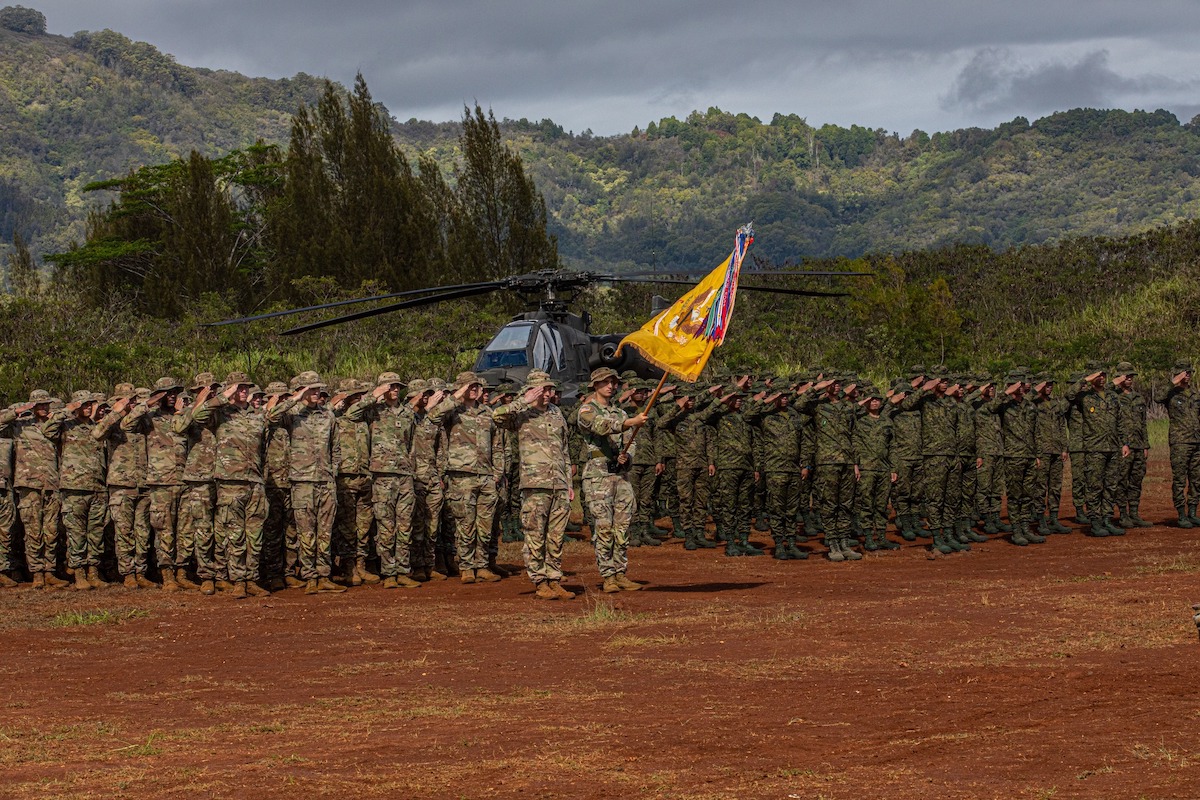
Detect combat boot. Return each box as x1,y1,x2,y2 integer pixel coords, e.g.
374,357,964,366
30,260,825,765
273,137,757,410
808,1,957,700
899,515,918,542
534,582,556,600
684,529,701,551
1116,506,1133,529
200,579,216,595
500,519,517,543
827,536,846,562
1075,508,1091,526
317,576,347,593
395,575,421,589
381,576,399,589
1024,523,1047,544
285,575,307,588
862,529,880,552
215,578,235,592
671,516,686,539
753,512,770,533
963,521,988,543
230,581,248,600
942,528,965,552
428,569,448,581
695,529,718,548
548,581,576,600
1049,514,1072,533
304,578,319,595
565,519,582,532
627,523,643,548
602,576,622,593
841,535,863,560
997,516,1013,533
487,559,510,578
740,532,764,556
952,524,973,551
460,569,476,584
73,570,93,591
42,571,68,589
983,513,1000,535
246,581,269,597
932,529,954,554
615,573,642,591
356,559,381,585
84,567,104,588
350,567,364,587
713,526,729,543
1129,504,1152,528
135,573,157,589
31,571,45,589
0,571,17,588
122,573,137,589
1178,510,1194,528
723,536,741,557
772,536,791,560
176,569,201,590
1038,515,1052,536
1104,515,1124,536
784,536,809,559
475,567,502,583
161,570,180,593
1189,504,1200,526
1088,518,1110,537
654,519,673,535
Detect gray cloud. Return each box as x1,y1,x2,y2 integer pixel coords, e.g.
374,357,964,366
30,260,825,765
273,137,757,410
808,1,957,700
33,1,1200,134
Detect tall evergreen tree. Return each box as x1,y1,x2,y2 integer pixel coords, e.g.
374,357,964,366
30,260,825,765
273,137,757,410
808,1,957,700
4,231,39,297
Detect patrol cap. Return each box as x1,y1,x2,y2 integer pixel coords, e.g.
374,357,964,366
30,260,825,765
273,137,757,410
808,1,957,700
224,371,252,388
405,378,429,398
908,364,927,379
619,370,638,385
376,371,404,389
453,371,484,389
427,378,447,392
589,367,620,387
293,370,327,392
190,372,217,391
1114,361,1137,378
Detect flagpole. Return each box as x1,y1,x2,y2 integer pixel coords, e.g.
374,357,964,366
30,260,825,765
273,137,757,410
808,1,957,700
621,371,669,454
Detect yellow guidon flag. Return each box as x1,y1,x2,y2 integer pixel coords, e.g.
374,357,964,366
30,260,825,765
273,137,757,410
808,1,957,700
616,224,754,382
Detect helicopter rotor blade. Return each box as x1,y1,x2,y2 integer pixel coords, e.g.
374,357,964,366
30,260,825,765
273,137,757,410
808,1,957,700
204,280,503,327
280,283,505,336
602,276,849,298
607,268,871,279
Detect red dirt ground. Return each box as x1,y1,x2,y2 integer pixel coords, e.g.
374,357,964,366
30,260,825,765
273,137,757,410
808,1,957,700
1,459,1199,799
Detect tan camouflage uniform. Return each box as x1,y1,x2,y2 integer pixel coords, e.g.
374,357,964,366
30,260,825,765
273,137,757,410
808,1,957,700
174,374,221,582
126,380,190,574
276,375,339,581
576,383,636,581
333,380,374,572
262,382,293,581
93,385,151,577
58,393,107,573
3,392,64,576
0,413,16,576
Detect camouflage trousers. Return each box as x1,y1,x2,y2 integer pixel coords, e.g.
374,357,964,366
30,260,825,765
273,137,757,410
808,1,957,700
584,473,634,579
657,458,679,520
18,487,61,574
1035,455,1065,518
446,472,498,572
148,484,187,570
520,487,570,584
1003,457,1039,528
108,486,150,577
373,474,416,577
922,455,956,530
0,488,14,572
976,455,1004,516
335,474,373,563
1118,450,1147,506
814,464,854,537
215,481,266,583
628,464,658,525
676,465,710,534
61,489,106,570
765,471,801,532
263,484,293,580
1083,451,1120,516
714,468,753,537
1169,442,1200,512
181,482,221,581
857,470,892,533
500,462,521,523
1069,450,1089,513
413,478,445,572
293,480,336,580
893,459,922,518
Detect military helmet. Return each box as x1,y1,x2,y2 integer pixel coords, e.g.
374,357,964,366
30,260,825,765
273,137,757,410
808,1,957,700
588,367,619,387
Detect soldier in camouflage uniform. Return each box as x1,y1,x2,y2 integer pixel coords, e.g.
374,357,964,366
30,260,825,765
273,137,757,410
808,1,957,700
756,389,807,559
262,381,295,590
889,368,926,540
1164,361,1200,527
853,389,898,552
0,403,17,588
577,367,646,592
332,378,377,586
58,391,107,591
652,384,684,539
994,372,1044,547
1065,371,1090,525
1032,377,1071,535
174,374,223,594
493,370,575,600
797,376,860,561
190,372,275,599
2,390,66,588
411,379,450,580
663,389,717,550
704,383,768,557
126,377,197,591
429,371,503,584
624,380,662,548
1113,362,1152,528
275,372,342,595
343,372,418,589
492,382,524,544
907,372,963,552
972,378,1008,535
93,384,154,589
1066,364,1123,537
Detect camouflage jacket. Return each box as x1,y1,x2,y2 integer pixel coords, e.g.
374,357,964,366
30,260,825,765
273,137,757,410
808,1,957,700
653,400,684,460
994,396,1038,459
92,406,146,489
701,400,764,471
889,395,924,462
1117,389,1149,450
493,397,570,491
663,405,714,471
0,433,12,489
411,411,448,485
173,402,218,483
954,399,976,457
1164,384,1200,445
972,394,1005,457
347,397,415,476
191,397,275,484
59,416,105,492
332,407,370,478
576,397,633,480
428,397,500,477
853,412,893,473
277,400,338,483
796,395,855,466
1034,397,1068,456
908,391,958,456
624,402,657,466
756,405,804,474
127,405,188,486
6,411,64,491
1065,384,1120,453
264,417,290,488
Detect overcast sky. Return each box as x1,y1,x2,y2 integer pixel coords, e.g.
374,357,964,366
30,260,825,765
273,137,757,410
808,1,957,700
32,1,1200,135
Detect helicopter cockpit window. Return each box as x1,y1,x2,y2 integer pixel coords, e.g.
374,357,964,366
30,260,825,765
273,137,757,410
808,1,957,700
479,322,534,369
532,323,565,372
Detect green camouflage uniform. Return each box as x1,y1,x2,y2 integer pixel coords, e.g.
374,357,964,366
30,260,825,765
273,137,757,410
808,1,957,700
348,395,418,578
888,389,924,535
665,397,714,542
174,399,220,580
702,397,764,550
974,390,1006,527
58,412,107,572
0,424,16,573
952,394,976,532
493,394,572,586
653,397,683,533
798,394,857,551
94,401,151,576
576,397,636,578
1065,387,1089,519
625,396,659,540
127,403,190,572
853,410,893,544
429,394,502,573
263,395,293,580
911,390,958,534
1117,386,1149,515
333,397,374,568
1163,381,1200,516
995,394,1039,538
757,402,804,542
1066,381,1121,528
278,398,338,581
1033,395,1068,526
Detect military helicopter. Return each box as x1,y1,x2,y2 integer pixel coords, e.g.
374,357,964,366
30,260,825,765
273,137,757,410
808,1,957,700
208,259,866,402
